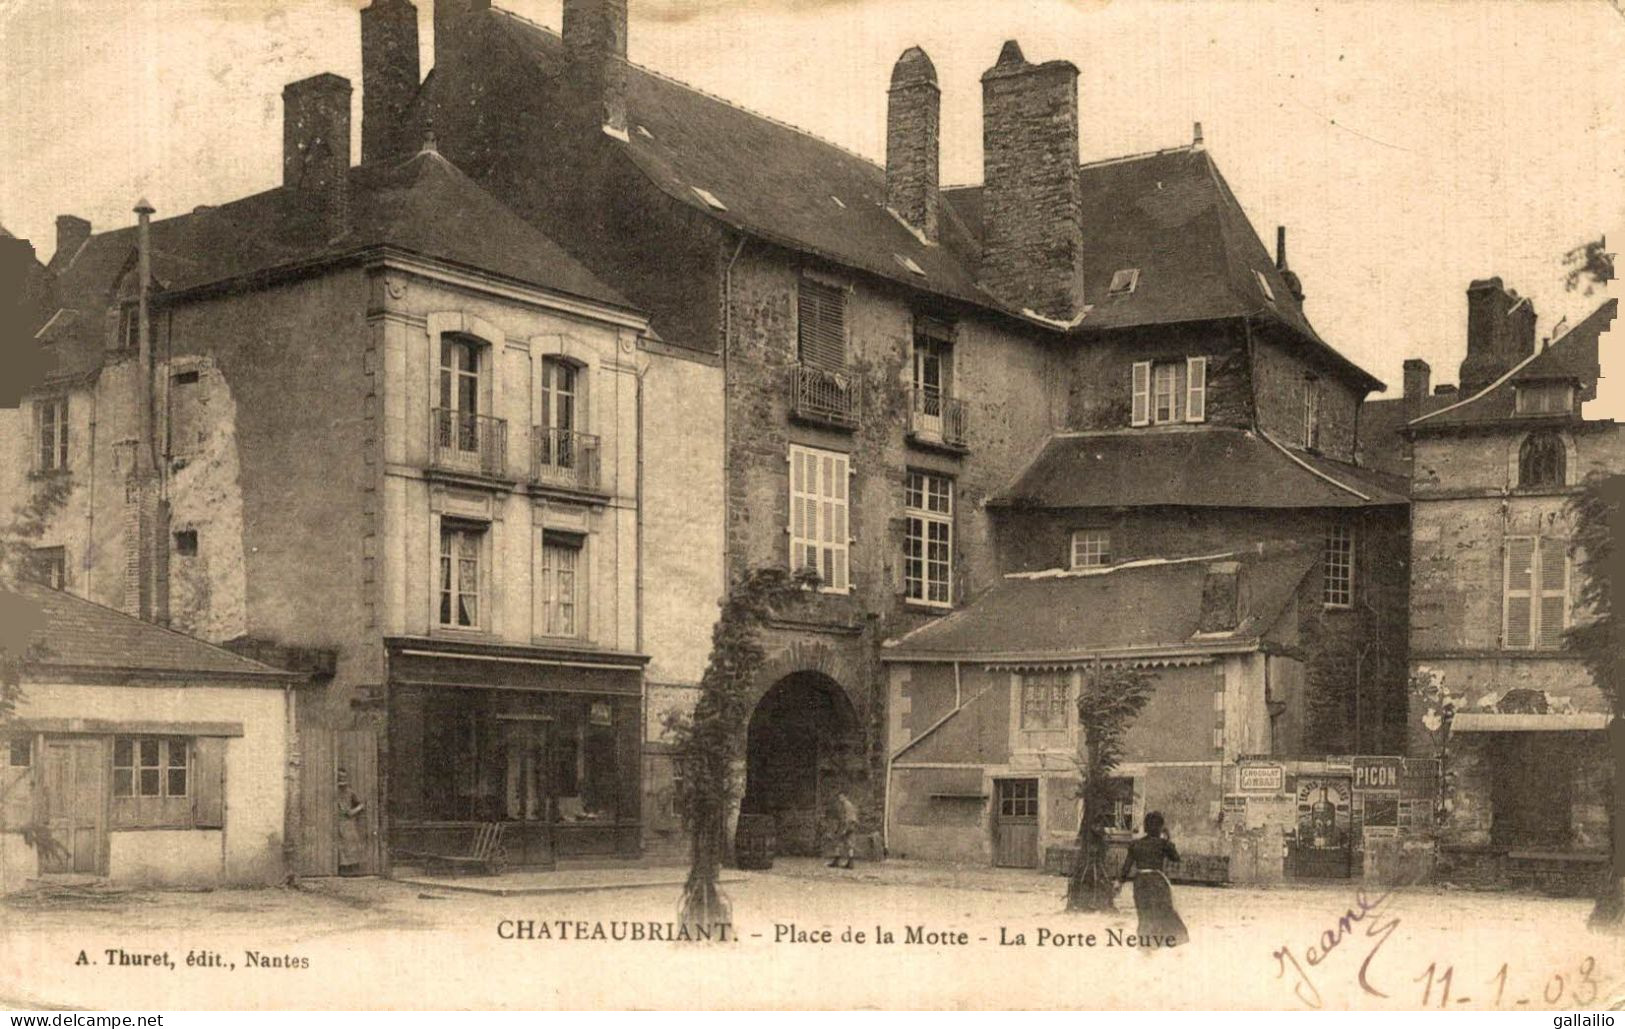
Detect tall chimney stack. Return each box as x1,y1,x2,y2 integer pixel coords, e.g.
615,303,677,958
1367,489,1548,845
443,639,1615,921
55,214,90,264
978,40,1084,321
562,0,629,138
362,0,420,163
886,47,940,244
283,73,353,239
1460,277,1536,396
1275,225,1304,302
1402,359,1431,410
433,0,490,73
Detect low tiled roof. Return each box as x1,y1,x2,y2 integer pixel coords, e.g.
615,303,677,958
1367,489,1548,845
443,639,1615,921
36,150,635,385
1410,298,1616,431
9,582,294,682
883,547,1316,662
988,426,1408,509
481,11,1381,391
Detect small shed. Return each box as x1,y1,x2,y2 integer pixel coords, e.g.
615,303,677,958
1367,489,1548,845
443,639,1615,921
1,583,295,892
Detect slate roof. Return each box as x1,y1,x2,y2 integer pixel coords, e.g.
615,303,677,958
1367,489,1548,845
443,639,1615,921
480,11,1381,392
1356,392,1454,478
1410,298,1617,431
883,547,1317,662
989,426,1408,510
10,581,294,682
35,149,636,385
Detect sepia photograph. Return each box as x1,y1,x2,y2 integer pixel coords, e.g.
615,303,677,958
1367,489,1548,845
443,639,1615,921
0,0,1621,1013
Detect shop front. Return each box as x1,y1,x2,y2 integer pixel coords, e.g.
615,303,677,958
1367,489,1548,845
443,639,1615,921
385,640,645,868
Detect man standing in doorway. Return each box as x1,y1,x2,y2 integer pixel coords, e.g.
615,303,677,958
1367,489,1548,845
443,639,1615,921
828,790,858,870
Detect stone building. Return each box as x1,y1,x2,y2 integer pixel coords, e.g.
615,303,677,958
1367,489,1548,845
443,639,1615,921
1405,285,1618,892
369,0,1411,860
0,69,724,871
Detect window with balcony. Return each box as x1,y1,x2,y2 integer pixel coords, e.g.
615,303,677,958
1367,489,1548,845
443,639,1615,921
1130,358,1206,426
904,471,952,606
789,444,850,592
433,336,505,478
535,358,600,491
1504,536,1569,649
34,396,68,472
1518,431,1567,489
793,278,859,427
538,531,583,638
438,520,486,630
909,321,966,447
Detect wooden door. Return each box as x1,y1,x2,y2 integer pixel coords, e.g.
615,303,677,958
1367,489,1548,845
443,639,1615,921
993,778,1039,869
41,738,107,875
336,730,381,875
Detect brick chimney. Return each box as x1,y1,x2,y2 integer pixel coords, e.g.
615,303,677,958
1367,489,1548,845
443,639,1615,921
362,0,420,163
433,0,490,72
562,0,629,138
283,73,353,239
1197,560,1242,634
1459,277,1536,396
1402,359,1431,410
886,47,940,244
979,41,1084,321
55,214,90,263
1276,226,1304,302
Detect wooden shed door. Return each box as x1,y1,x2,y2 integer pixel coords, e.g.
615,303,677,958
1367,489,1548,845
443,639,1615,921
993,778,1039,869
336,730,381,875
41,738,107,875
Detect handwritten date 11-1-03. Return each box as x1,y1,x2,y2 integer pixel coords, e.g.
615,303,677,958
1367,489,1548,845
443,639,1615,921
1415,957,1605,1009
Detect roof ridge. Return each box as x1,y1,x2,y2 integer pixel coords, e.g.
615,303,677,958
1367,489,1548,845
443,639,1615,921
492,8,882,170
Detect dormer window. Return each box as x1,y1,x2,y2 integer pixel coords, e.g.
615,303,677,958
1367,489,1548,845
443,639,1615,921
1515,382,1574,416
1131,357,1207,426
1107,268,1140,297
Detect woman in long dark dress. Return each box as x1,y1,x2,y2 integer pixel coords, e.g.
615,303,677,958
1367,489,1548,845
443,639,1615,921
1117,811,1189,946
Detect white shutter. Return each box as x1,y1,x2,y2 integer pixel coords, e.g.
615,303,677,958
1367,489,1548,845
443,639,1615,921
1537,537,1569,649
788,445,850,591
1131,362,1151,426
1185,357,1208,423
1504,537,1534,648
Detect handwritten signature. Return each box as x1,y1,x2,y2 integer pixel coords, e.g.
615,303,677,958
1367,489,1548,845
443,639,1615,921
1272,883,1404,1009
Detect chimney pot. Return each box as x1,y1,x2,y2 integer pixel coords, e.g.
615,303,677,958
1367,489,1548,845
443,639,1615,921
55,214,91,262
886,47,940,243
1276,226,1287,270
362,0,420,163
1193,121,1204,148
1434,384,1458,396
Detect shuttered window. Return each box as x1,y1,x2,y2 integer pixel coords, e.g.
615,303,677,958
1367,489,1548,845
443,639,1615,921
1504,536,1569,649
789,445,850,592
1185,357,1208,423
797,278,848,370
1132,360,1204,426
1131,362,1151,426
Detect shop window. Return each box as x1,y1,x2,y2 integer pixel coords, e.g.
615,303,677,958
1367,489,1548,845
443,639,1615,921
789,444,850,592
1070,529,1111,570
1323,524,1354,608
1130,358,1206,426
438,521,486,629
1517,431,1566,488
1019,673,1069,731
903,471,952,606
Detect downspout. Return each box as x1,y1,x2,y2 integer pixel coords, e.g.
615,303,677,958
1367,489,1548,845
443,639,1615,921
135,199,155,474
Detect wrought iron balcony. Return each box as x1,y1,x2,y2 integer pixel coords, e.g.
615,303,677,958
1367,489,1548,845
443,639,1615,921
532,426,603,492
791,363,861,429
908,388,968,449
430,408,508,479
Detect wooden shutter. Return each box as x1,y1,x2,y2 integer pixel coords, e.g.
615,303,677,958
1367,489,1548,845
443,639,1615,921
1503,537,1534,649
1185,357,1208,423
1130,362,1151,426
1537,537,1569,649
797,279,847,369
193,736,226,829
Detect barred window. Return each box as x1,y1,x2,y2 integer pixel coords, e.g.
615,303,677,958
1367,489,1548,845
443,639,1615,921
904,471,952,606
1323,524,1354,608
1020,673,1070,731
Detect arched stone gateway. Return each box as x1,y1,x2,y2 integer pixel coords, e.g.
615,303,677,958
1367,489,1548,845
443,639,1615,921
741,672,863,856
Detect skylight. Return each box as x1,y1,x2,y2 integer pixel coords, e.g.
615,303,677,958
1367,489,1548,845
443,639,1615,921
691,186,727,211
894,253,926,276
1107,268,1140,296
636,125,654,139
830,195,847,209
1255,269,1276,302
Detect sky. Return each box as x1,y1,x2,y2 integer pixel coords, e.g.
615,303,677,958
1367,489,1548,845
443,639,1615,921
2,0,1620,415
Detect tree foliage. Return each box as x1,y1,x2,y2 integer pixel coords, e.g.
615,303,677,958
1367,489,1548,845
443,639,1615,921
1563,237,1615,295
1066,662,1157,912
665,566,817,934
0,473,71,722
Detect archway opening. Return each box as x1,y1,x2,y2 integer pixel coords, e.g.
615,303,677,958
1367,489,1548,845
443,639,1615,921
741,672,861,856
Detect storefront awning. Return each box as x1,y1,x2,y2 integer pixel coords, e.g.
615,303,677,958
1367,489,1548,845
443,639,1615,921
1451,712,1612,732
386,638,647,696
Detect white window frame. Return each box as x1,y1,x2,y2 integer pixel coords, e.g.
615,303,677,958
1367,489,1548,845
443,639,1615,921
1133,360,1203,426
1503,535,1570,650
1303,379,1323,450
1185,356,1208,423
1131,361,1151,426
1152,362,1180,424
1018,672,1070,732
1070,529,1111,570
788,444,851,593
538,531,584,638
34,396,68,472
904,471,953,607
438,520,487,630
1323,523,1354,608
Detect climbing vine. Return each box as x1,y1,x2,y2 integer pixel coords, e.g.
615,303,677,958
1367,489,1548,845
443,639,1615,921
1066,661,1157,912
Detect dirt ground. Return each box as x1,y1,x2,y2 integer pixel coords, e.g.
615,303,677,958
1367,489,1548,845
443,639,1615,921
1,859,1618,1010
